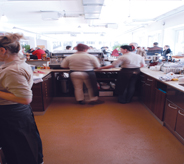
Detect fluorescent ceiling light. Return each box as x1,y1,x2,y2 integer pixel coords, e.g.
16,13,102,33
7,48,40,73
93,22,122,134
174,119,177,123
83,6,102,14
83,0,104,5
1,15,8,22
85,14,100,19
106,24,118,29
41,12,59,20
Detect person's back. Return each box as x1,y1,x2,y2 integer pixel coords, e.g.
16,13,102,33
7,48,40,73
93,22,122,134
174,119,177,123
118,52,145,68
32,48,45,59
63,52,100,71
147,42,163,55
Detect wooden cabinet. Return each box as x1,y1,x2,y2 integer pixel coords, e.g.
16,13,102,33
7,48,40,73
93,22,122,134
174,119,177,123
164,99,184,144
140,73,156,112
164,99,178,130
30,73,53,112
154,88,166,121
175,109,184,139
140,73,167,121
153,82,167,121
164,84,184,145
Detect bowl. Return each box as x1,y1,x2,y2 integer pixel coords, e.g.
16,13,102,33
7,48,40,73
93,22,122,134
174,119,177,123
101,85,110,90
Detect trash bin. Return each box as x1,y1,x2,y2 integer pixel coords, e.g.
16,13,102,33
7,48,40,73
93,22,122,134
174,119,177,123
61,79,68,93
56,73,69,93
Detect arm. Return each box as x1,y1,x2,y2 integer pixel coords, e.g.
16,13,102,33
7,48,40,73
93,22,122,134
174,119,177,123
61,57,69,68
0,91,32,104
140,57,146,68
1,71,33,105
98,64,115,69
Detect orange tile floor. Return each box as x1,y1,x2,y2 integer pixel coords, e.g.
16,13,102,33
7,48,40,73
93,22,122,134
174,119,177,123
34,97,184,164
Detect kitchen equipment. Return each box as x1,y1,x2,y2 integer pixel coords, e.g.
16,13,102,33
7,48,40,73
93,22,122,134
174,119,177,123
161,62,183,74
49,50,104,69
178,77,184,84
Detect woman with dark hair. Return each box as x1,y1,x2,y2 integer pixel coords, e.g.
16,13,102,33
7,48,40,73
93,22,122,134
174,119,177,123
0,33,43,164
99,45,146,104
61,43,103,105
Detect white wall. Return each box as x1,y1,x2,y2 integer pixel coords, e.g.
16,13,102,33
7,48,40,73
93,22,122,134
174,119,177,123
115,12,184,53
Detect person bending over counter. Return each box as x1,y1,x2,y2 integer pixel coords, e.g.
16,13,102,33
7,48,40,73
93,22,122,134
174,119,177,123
61,43,104,105
32,47,45,59
99,45,146,104
0,33,43,164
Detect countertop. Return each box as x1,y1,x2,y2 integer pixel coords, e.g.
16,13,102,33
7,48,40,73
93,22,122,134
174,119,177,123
33,67,184,92
141,67,184,92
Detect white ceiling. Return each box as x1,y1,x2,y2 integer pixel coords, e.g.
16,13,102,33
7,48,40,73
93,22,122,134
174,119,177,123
1,0,184,40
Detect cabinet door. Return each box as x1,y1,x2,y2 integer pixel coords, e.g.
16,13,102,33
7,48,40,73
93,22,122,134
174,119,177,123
164,100,178,130
175,109,184,139
154,88,166,121
144,75,155,112
42,73,53,110
139,73,146,102
30,82,44,111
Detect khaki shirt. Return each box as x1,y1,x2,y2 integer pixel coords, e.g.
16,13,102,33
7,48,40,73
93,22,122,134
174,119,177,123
61,52,100,71
0,59,33,105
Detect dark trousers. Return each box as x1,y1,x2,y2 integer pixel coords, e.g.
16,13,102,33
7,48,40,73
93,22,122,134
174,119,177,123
116,68,140,104
0,104,43,164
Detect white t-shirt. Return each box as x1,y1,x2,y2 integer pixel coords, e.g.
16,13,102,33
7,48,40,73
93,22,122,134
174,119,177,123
0,59,33,105
112,52,146,68
61,52,100,71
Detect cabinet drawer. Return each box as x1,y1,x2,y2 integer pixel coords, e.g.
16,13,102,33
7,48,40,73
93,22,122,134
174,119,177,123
164,100,178,130
175,109,184,139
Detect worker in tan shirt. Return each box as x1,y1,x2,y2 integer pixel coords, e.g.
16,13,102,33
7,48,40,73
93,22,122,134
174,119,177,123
0,33,43,164
61,43,104,105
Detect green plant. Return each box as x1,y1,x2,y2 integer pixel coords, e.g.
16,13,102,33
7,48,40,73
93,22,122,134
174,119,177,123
112,43,129,51
112,44,121,51
22,45,30,52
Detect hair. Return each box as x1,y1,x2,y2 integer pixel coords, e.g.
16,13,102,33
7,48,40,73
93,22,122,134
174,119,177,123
0,33,24,54
76,43,89,51
165,45,170,48
153,42,158,46
129,42,138,47
66,45,71,50
120,45,133,51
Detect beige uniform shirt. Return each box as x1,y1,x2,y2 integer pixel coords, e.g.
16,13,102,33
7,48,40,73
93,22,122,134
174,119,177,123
112,52,146,68
0,59,33,105
61,52,100,71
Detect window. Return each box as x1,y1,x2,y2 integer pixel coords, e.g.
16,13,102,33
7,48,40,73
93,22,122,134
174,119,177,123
175,29,184,55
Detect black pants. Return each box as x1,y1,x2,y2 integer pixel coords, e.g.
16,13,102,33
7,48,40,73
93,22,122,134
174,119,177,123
0,104,43,164
116,68,140,104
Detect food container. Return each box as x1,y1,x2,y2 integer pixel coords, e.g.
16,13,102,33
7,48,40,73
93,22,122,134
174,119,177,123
30,65,35,72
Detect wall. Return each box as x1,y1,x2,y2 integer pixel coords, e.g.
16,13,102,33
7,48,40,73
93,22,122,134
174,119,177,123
36,39,47,48
115,11,184,53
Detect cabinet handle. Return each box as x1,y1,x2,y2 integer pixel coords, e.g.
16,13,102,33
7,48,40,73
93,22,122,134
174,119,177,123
178,110,184,116
145,83,150,86
147,78,153,81
168,103,177,110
